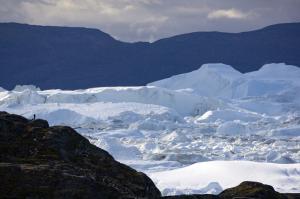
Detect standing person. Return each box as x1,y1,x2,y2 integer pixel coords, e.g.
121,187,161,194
33,114,36,120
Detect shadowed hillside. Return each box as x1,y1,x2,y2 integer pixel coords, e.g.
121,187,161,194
0,22,299,89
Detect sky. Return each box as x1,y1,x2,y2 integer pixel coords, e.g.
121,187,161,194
1,0,300,42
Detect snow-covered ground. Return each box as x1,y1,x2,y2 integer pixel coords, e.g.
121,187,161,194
150,161,300,195
1,63,300,195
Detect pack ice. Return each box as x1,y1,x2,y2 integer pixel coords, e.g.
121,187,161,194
1,63,299,195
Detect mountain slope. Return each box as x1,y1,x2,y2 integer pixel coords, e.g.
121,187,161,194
0,22,300,89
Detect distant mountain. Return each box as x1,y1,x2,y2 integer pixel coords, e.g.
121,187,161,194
0,22,299,89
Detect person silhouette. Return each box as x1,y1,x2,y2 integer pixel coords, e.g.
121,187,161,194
33,114,36,120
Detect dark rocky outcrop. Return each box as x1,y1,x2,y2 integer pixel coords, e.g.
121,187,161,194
218,181,286,199
0,111,161,199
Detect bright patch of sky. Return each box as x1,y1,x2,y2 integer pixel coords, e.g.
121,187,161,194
1,0,300,42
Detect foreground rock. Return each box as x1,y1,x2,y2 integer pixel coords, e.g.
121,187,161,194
219,181,286,199
0,111,161,199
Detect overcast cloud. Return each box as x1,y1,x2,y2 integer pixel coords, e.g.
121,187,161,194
0,0,300,42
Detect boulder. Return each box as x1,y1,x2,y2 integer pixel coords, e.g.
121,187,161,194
218,181,287,199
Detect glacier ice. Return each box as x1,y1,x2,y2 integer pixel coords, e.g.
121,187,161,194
0,63,300,195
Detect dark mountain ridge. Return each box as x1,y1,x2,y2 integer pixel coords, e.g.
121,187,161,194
0,22,299,89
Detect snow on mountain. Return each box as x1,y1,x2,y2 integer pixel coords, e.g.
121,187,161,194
0,62,300,195
149,161,300,195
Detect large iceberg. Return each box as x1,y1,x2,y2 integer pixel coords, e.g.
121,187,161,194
149,63,300,101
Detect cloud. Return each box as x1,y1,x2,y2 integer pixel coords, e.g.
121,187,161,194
0,0,300,42
207,9,249,19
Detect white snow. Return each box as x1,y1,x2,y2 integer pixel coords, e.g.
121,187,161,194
216,121,249,135
1,63,300,195
149,161,300,195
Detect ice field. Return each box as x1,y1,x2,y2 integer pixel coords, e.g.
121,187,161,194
1,63,300,195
